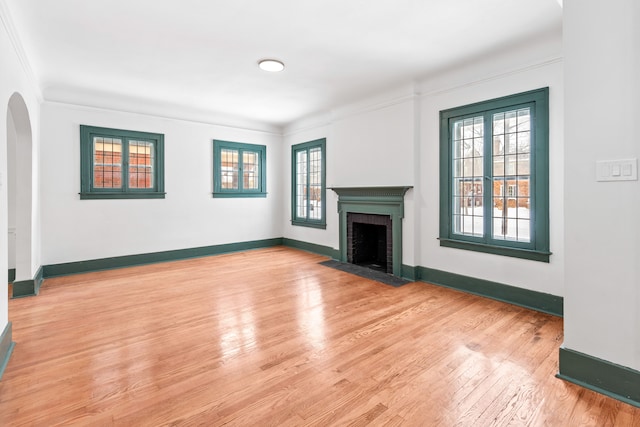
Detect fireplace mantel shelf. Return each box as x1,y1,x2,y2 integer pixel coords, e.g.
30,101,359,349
330,186,412,199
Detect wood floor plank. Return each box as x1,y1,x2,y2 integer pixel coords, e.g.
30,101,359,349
1,246,639,426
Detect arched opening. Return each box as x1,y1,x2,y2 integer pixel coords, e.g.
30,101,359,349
6,93,34,297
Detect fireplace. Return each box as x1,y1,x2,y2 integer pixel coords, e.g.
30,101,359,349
348,213,392,274
331,186,412,278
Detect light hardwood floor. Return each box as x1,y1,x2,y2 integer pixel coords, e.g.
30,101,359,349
1,247,639,426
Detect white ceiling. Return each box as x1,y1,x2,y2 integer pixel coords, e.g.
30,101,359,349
4,0,562,128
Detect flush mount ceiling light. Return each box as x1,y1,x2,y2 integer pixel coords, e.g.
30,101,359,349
258,59,285,72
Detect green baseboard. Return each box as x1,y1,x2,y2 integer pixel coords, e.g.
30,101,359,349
557,347,640,408
0,322,15,380
42,238,284,278
11,266,44,298
417,266,563,317
282,238,340,259
8,269,15,283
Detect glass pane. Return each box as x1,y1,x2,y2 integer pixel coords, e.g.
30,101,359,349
129,140,155,189
93,137,122,189
505,110,517,133
453,159,463,178
296,150,308,219
517,131,530,154
243,151,259,190
507,133,517,154
517,108,530,132
452,180,483,237
308,147,322,220
473,157,484,177
505,155,517,175
518,179,530,197
490,107,533,243
493,112,504,134
221,148,239,189
493,156,505,176
493,135,504,156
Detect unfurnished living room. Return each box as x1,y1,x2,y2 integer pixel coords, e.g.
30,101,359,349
1,0,639,425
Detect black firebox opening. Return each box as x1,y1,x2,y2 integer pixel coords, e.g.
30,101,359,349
352,222,387,273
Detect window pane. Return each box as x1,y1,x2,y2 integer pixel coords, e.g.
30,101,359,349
491,108,531,243
93,137,122,189
452,179,483,237
243,151,259,190
221,148,239,189
308,147,322,220
296,150,307,218
129,140,155,189
451,117,484,237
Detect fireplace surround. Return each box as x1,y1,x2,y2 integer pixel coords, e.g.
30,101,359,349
331,186,412,277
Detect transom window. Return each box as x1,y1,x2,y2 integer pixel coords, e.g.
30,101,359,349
291,138,326,228
213,140,266,197
80,125,165,199
440,88,550,262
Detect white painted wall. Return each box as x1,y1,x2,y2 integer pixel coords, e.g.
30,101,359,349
7,109,15,270
564,0,640,371
40,103,283,265
418,44,564,297
283,89,417,265
283,34,563,296
0,5,41,327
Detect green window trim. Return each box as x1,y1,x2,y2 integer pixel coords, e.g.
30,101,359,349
213,140,267,198
291,138,326,229
80,125,165,200
439,88,550,262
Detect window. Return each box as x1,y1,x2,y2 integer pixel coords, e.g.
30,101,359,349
292,138,326,228
439,88,550,262
80,125,165,199
213,140,266,197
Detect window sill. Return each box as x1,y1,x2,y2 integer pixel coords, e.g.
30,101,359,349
80,192,166,200
212,192,267,198
439,238,551,262
291,220,327,230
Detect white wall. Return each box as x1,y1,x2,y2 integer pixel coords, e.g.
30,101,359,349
40,102,283,265
283,34,564,297
564,0,640,370
7,109,15,269
0,3,41,327
418,45,564,297
283,88,417,264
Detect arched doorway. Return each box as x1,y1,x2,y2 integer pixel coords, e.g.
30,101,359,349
6,93,34,297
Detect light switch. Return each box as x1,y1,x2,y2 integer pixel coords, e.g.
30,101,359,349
596,159,638,182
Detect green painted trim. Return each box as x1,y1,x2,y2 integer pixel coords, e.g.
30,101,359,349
0,322,15,380
80,125,165,199
558,348,640,408
291,138,327,229
212,193,267,198
8,269,15,283
80,192,166,200
439,88,550,261
212,140,267,197
417,266,562,316
282,238,339,259
401,264,418,281
11,266,44,298
42,238,283,278
439,238,551,262
332,186,412,278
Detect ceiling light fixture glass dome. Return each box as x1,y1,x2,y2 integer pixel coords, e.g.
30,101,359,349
258,59,285,72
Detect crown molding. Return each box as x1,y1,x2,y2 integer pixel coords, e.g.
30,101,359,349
0,0,42,101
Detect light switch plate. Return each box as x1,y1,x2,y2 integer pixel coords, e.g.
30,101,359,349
596,159,638,182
